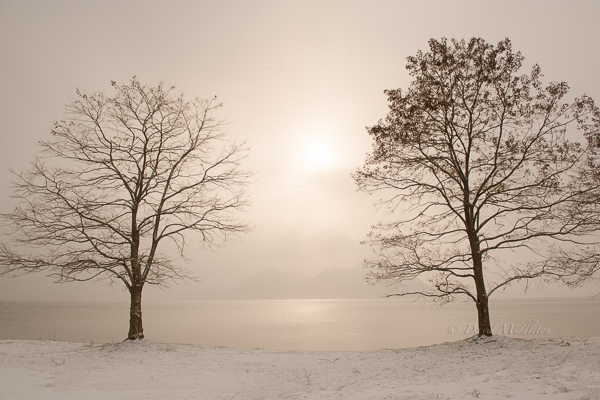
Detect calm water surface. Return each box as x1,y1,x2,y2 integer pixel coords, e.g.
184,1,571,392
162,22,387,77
0,298,598,350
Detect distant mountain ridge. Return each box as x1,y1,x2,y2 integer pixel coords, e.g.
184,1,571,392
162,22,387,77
225,266,424,300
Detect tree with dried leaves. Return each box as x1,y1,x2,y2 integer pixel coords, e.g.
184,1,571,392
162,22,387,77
354,38,600,336
0,77,251,340
542,132,600,287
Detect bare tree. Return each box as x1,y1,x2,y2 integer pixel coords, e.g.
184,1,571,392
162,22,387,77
354,38,600,336
0,77,251,339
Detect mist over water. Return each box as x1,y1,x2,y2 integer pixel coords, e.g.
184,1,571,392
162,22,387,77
1,298,598,351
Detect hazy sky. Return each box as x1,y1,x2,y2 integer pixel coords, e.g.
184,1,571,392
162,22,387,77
1,0,599,301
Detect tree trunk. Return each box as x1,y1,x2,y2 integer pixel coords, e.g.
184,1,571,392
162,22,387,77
466,220,493,336
471,247,492,336
127,284,144,340
475,290,492,336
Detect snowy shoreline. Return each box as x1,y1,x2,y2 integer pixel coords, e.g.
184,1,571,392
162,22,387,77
1,336,599,399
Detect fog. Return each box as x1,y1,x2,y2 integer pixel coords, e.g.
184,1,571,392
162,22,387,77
1,0,599,301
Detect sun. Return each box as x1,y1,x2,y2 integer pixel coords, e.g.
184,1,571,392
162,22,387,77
305,140,335,171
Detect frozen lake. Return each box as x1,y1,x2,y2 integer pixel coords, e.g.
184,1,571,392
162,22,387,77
1,297,598,350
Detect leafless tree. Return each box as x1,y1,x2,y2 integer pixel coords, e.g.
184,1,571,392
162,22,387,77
354,38,600,336
0,77,251,339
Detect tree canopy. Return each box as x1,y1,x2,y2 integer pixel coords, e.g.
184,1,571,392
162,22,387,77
0,77,251,339
354,38,600,335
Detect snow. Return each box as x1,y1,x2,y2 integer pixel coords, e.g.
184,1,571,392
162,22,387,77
1,336,599,399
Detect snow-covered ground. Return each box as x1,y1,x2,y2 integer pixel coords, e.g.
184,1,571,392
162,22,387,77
0,336,598,399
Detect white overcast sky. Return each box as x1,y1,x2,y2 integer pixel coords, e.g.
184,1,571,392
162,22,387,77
1,0,599,301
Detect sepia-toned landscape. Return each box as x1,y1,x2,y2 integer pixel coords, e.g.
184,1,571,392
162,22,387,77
1,1,600,399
